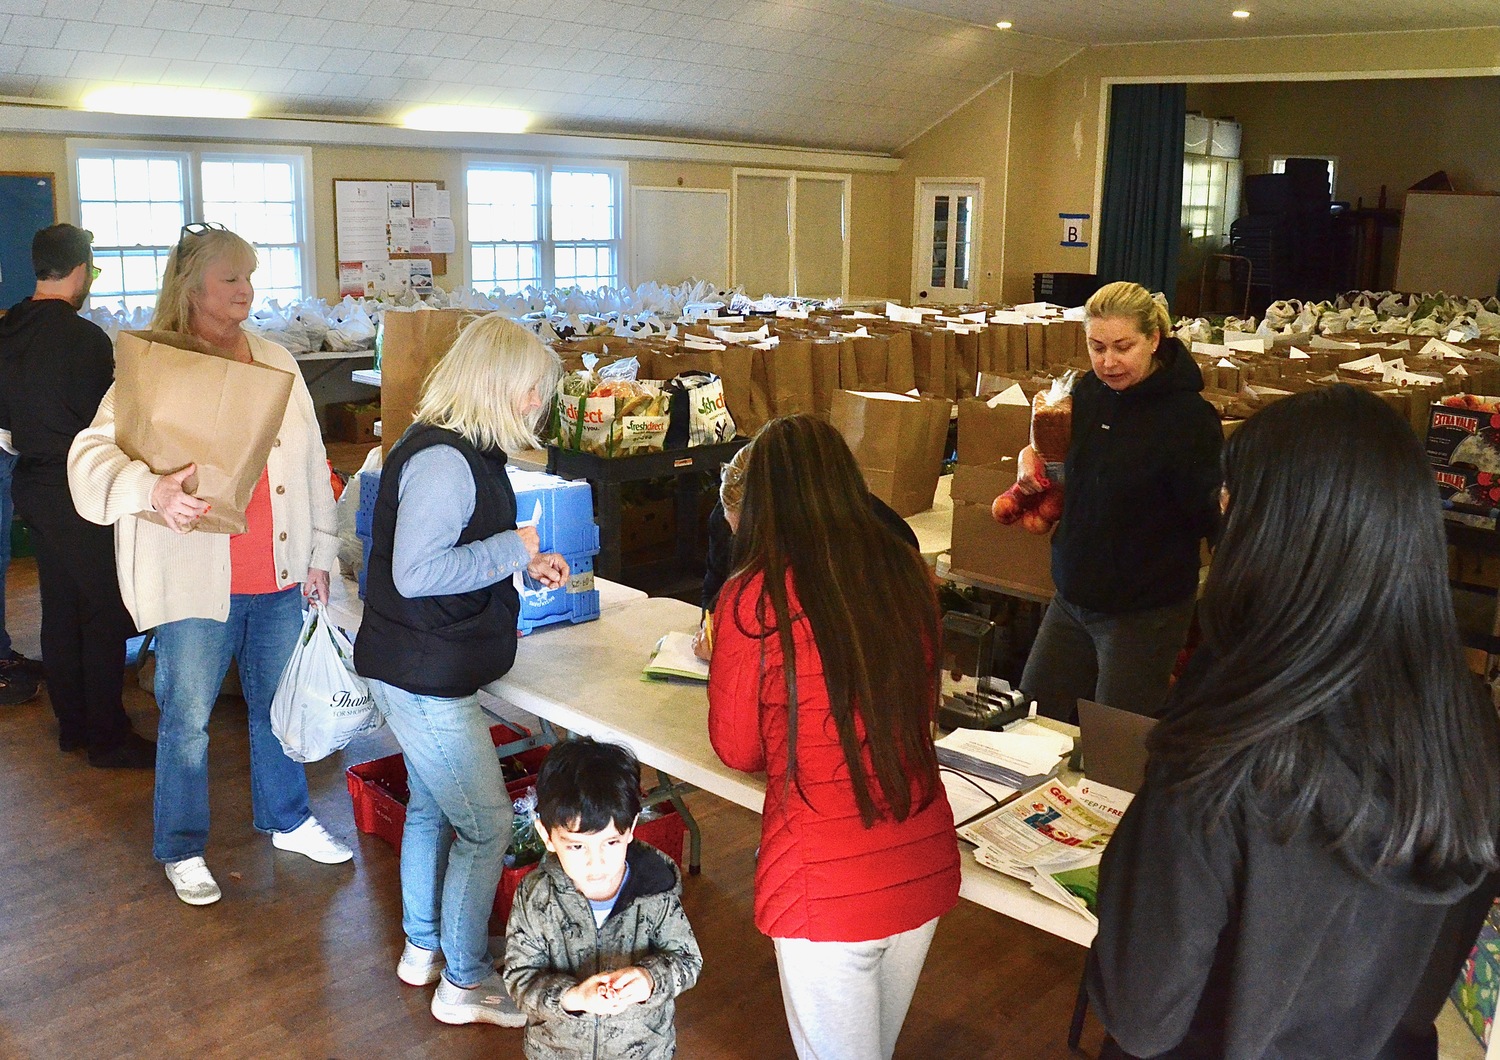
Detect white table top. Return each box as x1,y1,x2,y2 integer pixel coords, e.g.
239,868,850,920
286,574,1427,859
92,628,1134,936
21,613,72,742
487,594,1095,947
904,474,952,563
325,572,647,634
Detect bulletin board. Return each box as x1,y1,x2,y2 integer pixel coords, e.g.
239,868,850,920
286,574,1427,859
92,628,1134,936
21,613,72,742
333,179,453,298
0,173,57,310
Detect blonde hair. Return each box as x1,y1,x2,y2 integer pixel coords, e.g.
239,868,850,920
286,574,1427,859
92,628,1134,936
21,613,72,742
719,440,754,515
153,227,257,334
1084,281,1172,340
413,313,561,453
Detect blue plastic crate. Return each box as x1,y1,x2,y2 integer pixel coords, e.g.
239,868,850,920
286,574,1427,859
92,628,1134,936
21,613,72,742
355,469,380,538
516,550,601,635
508,470,599,556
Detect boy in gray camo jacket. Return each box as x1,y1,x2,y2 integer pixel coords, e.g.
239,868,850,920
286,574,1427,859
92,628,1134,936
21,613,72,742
504,738,701,1060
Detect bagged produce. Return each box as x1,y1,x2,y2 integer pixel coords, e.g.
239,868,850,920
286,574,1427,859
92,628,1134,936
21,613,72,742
1030,370,1078,462
555,371,671,456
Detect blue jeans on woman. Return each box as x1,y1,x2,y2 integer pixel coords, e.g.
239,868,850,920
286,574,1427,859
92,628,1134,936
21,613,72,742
368,678,512,988
152,587,312,863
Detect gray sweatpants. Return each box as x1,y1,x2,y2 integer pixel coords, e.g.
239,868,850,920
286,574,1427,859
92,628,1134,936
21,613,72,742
1020,593,1196,722
773,917,940,1060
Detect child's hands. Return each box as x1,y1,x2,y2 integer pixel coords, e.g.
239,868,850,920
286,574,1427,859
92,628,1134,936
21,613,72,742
561,967,655,1015
602,966,654,1006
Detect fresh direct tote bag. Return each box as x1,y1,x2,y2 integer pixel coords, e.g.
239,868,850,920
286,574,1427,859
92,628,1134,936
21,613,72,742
270,604,381,763
114,330,295,535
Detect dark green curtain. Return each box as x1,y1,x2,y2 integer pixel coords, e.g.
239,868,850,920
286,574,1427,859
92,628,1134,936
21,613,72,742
1097,83,1186,302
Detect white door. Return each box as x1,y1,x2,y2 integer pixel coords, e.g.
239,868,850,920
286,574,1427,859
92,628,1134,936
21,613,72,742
914,182,980,303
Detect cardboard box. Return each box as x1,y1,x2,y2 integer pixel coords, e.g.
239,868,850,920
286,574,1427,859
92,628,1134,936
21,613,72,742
949,459,1055,599
1434,465,1500,531
325,400,380,443
1427,397,1500,468
957,398,1032,466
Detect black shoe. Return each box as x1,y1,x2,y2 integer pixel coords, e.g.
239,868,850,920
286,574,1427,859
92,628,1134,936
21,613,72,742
0,672,39,707
0,651,45,680
87,732,156,769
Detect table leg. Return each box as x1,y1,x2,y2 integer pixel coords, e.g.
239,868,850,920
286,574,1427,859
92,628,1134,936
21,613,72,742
649,767,703,875
595,479,623,581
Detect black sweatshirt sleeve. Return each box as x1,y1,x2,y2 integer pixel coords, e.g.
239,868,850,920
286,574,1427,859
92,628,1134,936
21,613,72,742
1086,777,1234,1058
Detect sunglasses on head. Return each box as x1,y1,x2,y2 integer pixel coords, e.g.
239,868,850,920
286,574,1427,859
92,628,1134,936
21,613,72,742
180,221,230,238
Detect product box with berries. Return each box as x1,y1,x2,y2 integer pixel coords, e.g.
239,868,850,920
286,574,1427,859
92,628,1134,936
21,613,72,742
1426,395,1500,471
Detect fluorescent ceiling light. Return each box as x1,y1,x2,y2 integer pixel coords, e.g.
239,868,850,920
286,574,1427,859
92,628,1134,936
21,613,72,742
82,85,253,118
402,105,530,134
1231,9,1250,17
995,20,1012,29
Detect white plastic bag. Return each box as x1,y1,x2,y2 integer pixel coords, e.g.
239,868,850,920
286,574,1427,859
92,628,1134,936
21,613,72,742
270,604,381,763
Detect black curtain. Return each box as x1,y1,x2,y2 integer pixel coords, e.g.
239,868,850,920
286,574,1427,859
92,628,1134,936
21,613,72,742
1096,83,1186,303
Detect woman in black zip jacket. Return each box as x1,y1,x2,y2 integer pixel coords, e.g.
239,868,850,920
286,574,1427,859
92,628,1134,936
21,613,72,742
1016,281,1221,720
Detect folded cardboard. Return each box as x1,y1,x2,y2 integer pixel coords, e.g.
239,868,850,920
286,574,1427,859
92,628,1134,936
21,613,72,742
949,458,1055,599
957,397,1032,466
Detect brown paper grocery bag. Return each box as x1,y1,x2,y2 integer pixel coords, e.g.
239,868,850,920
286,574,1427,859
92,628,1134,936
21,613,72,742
114,330,295,535
653,347,753,435
911,328,946,397
755,340,815,421
830,389,951,517
810,339,844,417
953,331,980,399
379,308,473,454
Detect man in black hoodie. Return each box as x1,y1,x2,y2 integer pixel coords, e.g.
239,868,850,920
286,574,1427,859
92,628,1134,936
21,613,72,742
0,224,154,768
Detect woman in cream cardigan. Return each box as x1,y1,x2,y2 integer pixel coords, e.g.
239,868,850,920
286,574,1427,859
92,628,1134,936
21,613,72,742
68,223,352,907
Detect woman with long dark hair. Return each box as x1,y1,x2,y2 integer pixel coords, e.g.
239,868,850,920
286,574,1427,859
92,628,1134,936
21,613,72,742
1087,385,1500,1060
708,415,960,1060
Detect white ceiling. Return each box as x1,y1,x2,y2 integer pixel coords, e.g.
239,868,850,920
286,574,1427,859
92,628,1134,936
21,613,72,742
0,0,1494,153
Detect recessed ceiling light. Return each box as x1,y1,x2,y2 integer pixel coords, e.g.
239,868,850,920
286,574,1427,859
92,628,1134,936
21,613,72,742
82,85,253,119
1232,9,1250,17
995,20,1013,29
402,104,530,134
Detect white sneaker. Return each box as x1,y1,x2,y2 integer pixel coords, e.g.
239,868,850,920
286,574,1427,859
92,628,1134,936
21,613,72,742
165,857,222,906
271,817,354,864
397,941,445,986
430,972,527,1027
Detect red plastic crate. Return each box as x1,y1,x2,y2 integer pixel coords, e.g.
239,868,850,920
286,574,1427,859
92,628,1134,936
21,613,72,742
345,723,547,852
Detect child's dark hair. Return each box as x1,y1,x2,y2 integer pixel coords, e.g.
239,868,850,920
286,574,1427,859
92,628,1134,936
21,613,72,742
535,738,643,834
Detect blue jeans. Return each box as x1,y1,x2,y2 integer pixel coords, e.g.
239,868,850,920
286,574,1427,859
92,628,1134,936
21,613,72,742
369,679,511,988
152,587,311,863
0,449,15,656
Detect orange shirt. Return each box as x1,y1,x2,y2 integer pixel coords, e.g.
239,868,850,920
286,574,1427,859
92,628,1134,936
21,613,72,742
229,468,281,595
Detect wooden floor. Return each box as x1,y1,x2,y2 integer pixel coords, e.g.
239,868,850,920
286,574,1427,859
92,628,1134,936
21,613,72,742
0,554,1100,1059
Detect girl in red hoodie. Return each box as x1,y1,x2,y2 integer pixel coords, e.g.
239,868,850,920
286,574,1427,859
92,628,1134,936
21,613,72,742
708,414,961,1060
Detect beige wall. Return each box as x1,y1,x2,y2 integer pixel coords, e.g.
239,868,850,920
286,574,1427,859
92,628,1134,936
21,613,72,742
999,27,1500,304
888,75,1012,304
893,26,1500,305
1187,76,1500,210
2,131,892,301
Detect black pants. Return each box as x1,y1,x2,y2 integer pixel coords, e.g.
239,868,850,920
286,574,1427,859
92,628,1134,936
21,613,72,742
13,474,136,750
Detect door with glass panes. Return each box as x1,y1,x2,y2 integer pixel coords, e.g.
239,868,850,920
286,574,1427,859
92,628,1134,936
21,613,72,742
914,182,980,303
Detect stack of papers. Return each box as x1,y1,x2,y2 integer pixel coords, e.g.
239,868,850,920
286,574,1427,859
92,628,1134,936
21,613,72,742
642,631,709,682
936,724,1072,789
959,779,1132,924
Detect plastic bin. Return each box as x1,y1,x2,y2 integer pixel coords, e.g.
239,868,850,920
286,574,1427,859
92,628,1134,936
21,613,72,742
345,723,547,850
516,550,600,635
509,469,601,557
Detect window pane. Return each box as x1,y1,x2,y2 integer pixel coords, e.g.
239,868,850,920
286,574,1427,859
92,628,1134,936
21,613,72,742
78,157,116,201
147,159,181,200
114,158,151,202
555,244,615,289
467,167,539,243
80,202,120,247
551,170,615,241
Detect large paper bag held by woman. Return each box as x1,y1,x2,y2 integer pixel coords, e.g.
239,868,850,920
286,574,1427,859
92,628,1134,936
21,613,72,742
114,330,294,535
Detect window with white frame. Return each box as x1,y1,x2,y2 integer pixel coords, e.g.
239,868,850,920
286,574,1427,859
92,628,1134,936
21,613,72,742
466,162,622,292
70,142,312,314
